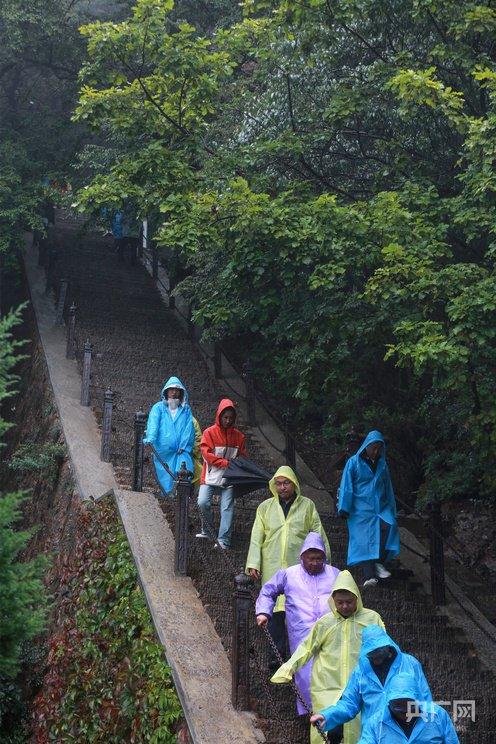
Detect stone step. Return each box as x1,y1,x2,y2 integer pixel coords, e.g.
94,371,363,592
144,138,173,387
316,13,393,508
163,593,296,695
45,217,496,743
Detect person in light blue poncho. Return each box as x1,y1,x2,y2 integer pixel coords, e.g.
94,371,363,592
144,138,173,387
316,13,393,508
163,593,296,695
358,672,459,743
311,626,432,740
338,430,400,588
143,376,195,496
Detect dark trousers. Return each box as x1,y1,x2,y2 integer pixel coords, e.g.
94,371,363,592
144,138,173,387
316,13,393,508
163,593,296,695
326,725,344,744
362,519,390,580
117,236,138,264
268,610,287,667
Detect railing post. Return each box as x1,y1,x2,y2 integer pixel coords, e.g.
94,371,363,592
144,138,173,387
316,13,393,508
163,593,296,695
133,409,147,491
45,247,57,295
214,343,222,379
174,461,192,576
187,303,195,339
55,278,68,323
37,233,46,266
429,500,446,606
232,573,252,710
80,341,92,406
243,360,256,426
66,303,76,359
100,387,113,462
283,412,296,468
152,241,158,281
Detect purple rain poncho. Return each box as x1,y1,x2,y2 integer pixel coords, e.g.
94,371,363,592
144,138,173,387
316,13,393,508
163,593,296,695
255,532,340,714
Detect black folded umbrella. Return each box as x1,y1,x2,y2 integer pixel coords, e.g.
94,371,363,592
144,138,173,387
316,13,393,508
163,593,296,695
223,456,271,497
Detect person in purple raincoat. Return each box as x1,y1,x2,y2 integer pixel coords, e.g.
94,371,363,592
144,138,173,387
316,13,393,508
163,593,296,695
255,532,340,714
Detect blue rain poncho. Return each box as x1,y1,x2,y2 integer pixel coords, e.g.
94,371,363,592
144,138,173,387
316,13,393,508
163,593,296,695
358,672,459,743
319,626,432,736
111,210,123,239
338,430,400,566
143,376,195,494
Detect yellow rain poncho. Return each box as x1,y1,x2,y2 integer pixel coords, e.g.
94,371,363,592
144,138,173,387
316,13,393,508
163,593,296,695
245,466,330,612
271,570,385,744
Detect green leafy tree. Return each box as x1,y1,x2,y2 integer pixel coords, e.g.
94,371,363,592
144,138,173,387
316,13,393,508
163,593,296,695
0,308,47,737
74,0,496,505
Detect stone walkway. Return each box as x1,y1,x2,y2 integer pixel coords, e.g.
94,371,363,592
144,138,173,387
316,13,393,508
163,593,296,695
42,214,496,742
24,229,264,744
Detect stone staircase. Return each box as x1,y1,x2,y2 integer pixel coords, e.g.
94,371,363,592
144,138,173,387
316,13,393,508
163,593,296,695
47,215,496,743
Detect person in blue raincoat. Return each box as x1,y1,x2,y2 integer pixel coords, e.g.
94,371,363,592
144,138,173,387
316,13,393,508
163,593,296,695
338,430,400,588
357,672,459,743
111,210,123,253
143,376,195,496
310,626,432,739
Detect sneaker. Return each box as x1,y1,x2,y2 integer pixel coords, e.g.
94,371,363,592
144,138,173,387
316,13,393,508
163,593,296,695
363,577,379,589
214,541,230,550
195,531,208,539
375,563,391,579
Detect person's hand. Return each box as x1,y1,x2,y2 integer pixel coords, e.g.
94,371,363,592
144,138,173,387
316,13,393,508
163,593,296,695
338,510,349,519
248,568,261,580
220,458,229,469
310,713,325,727
256,614,269,627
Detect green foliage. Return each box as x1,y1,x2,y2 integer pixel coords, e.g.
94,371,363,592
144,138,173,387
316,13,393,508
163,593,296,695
0,306,48,739
0,493,48,679
74,0,496,505
0,307,26,441
0,0,129,260
32,498,182,742
0,142,44,254
8,441,65,488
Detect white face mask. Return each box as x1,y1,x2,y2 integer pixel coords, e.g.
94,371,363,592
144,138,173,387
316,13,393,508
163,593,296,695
167,397,180,410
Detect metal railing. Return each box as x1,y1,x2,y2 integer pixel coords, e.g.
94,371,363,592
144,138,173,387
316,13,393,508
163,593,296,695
40,227,496,743
48,247,468,620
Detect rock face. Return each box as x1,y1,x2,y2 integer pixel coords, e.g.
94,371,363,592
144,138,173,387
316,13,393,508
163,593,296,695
37,213,496,743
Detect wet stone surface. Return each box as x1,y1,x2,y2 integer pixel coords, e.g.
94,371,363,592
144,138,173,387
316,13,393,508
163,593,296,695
48,215,496,743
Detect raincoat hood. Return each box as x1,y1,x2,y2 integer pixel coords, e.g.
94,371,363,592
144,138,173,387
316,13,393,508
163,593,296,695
215,398,237,427
299,531,327,560
161,376,189,405
357,429,386,458
386,672,420,703
269,465,301,499
360,625,401,661
328,570,363,613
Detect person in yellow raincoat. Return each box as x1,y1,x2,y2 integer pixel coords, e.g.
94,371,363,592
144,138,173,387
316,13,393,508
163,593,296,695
246,465,330,668
271,570,385,744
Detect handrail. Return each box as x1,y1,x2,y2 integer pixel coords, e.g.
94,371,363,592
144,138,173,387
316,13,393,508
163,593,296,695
143,451,331,741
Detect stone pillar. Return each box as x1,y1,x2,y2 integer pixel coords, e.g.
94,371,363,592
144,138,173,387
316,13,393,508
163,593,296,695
66,303,76,359
133,409,147,491
152,241,159,281
100,387,113,462
55,278,68,323
174,461,192,576
232,573,252,710
429,500,446,605
214,343,222,379
243,360,256,426
283,412,296,468
80,341,92,406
